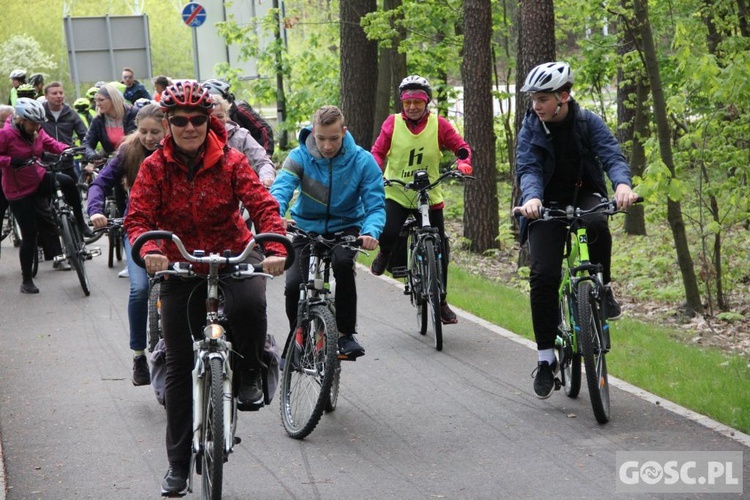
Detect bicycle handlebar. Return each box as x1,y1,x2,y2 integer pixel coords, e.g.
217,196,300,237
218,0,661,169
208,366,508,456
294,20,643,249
512,197,644,220
32,146,88,170
286,224,364,250
384,168,473,192
130,230,295,274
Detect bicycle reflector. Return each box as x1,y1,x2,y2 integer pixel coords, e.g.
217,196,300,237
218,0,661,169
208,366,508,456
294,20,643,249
204,323,225,339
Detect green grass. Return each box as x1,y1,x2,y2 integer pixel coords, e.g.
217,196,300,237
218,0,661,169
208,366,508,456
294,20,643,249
362,252,750,434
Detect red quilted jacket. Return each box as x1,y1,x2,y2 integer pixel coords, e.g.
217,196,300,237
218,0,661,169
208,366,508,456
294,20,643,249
125,116,287,267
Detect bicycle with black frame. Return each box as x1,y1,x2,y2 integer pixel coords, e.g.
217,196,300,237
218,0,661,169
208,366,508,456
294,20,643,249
515,198,642,424
279,224,366,439
132,230,294,499
34,147,101,295
383,150,473,351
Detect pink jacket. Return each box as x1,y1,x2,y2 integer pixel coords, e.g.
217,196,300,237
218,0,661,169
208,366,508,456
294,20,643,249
0,122,68,200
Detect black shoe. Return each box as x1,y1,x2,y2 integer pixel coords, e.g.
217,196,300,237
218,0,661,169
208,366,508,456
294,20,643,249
440,301,458,324
370,252,389,276
161,462,189,497
20,279,39,294
338,334,365,358
604,286,622,321
532,360,559,399
237,370,264,410
132,355,151,386
53,259,72,271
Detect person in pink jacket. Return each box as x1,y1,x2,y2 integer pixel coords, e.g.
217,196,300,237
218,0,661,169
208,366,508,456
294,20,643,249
0,98,86,293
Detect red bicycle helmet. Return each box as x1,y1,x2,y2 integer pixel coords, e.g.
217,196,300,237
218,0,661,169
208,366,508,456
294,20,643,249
160,81,214,113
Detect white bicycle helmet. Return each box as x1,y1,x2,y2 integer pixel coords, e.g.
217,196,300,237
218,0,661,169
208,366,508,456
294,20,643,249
399,75,432,100
15,97,46,123
201,79,231,99
521,62,574,92
9,69,26,79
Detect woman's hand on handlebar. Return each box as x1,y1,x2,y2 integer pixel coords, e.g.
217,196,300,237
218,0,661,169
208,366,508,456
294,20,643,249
358,235,379,251
513,198,543,220
145,253,169,274
261,255,287,276
90,213,108,230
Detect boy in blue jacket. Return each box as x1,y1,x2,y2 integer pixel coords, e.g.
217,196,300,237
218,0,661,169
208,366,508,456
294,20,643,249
514,62,639,399
271,105,385,357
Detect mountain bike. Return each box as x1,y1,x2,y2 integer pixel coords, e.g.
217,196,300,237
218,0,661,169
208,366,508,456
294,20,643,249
35,148,101,296
104,195,125,268
521,198,642,424
279,225,365,439
77,156,108,244
384,158,473,351
1,210,22,251
132,230,293,499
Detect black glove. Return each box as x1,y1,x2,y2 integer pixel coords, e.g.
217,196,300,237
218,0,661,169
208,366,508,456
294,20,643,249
10,157,29,168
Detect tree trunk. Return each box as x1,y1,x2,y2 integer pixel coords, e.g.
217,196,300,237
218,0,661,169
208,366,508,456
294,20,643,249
340,0,378,150
617,2,647,235
461,0,498,252
512,0,555,265
374,45,393,144
635,0,703,316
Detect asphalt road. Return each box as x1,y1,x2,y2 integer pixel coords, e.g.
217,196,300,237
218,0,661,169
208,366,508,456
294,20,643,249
0,236,747,499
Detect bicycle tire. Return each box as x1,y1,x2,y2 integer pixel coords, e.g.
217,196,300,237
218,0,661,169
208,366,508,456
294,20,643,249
424,243,443,351
577,281,610,424
11,213,22,247
32,240,40,278
200,357,225,499
147,281,162,352
325,362,341,413
410,247,428,336
115,229,124,262
107,227,116,268
61,213,90,296
279,304,338,439
77,183,104,244
559,289,581,398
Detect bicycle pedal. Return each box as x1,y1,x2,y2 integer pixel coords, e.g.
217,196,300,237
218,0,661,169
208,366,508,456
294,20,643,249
553,377,562,390
338,353,358,361
87,247,102,258
390,266,408,278
234,436,242,445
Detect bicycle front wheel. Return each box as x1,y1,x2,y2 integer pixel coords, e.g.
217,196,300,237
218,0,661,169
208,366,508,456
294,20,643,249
325,362,341,413
61,213,90,296
577,281,610,424
201,357,225,499
279,304,338,439
423,243,443,351
559,289,581,398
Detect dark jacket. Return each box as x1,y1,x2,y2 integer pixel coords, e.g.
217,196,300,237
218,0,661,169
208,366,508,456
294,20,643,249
82,107,137,161
230,101,275,156
41,103,88,146
123,80,152,104
515,99,632,242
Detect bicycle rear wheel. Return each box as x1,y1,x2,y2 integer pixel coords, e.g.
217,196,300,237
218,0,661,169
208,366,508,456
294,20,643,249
200,357,225,499
423,243,443,351
61,213,90,296
279,304,338,439
577,281,610,423
559,289,581,398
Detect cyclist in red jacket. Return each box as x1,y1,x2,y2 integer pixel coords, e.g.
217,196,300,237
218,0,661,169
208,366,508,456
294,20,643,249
124,81,288,497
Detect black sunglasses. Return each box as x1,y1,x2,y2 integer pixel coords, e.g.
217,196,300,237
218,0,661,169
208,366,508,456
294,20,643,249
169,115,209,127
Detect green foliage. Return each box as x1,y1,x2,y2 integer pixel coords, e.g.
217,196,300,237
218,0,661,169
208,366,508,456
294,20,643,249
0,34,57,81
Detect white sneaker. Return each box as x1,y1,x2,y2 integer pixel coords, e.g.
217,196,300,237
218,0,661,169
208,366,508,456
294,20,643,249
118,268,129,278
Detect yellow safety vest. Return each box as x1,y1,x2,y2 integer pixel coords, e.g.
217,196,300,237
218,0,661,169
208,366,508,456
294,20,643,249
383,114,443,208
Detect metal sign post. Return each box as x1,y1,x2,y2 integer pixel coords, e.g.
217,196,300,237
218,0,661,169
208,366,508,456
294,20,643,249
182,3,207,81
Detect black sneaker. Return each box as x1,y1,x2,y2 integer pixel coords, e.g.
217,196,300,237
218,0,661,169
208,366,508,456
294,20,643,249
338,334,365,358
604,286,622,321
238,370,264,410
132,355,151,386
370,252,389,276
20,279,39,294
440,301,458,324
532,360,559,399
161,462,189,497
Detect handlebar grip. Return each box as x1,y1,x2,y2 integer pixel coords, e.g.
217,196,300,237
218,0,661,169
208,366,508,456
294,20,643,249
253,232,296,270
635,196,644,203
131,231,174,269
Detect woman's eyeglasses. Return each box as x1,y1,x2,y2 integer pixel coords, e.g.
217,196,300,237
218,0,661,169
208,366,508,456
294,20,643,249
169,115,209,127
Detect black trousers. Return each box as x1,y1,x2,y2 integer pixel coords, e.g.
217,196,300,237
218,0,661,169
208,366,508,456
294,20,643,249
160,249,267,464
378,199,449,293
528,193,612,350
284,227,359,335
